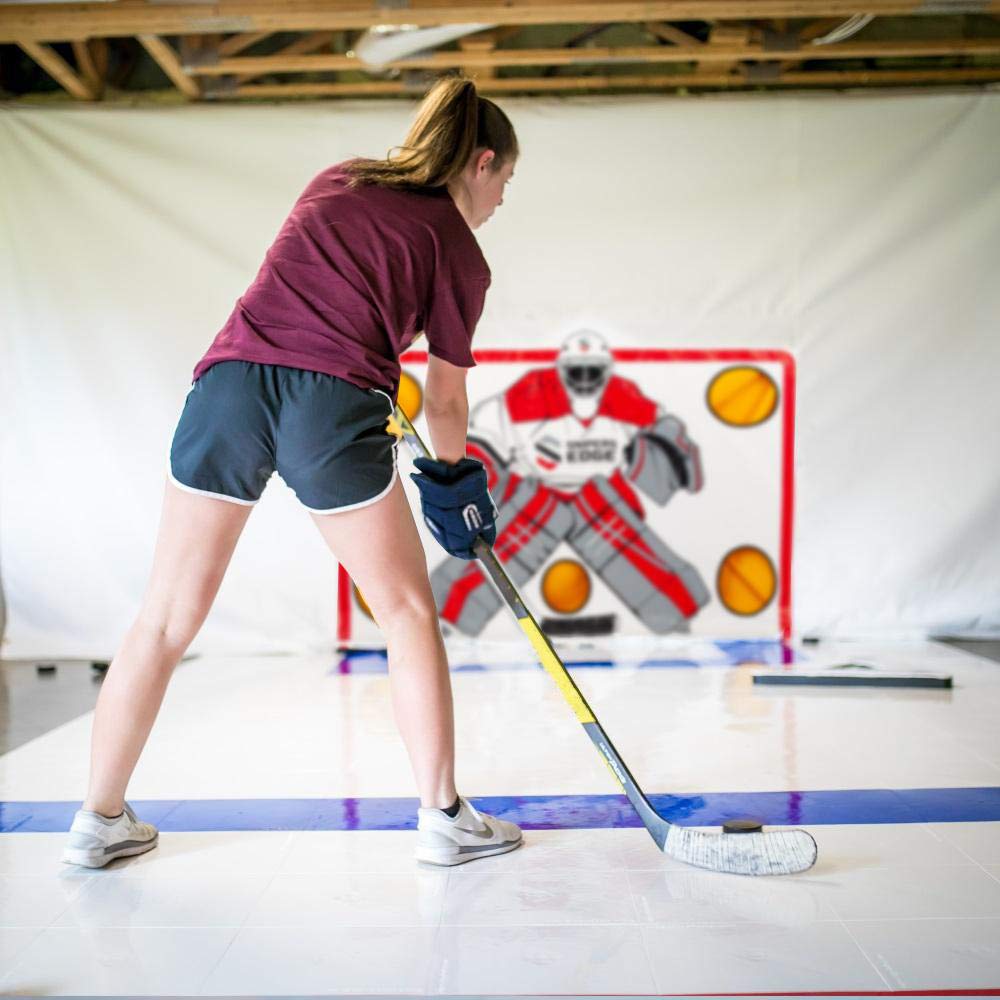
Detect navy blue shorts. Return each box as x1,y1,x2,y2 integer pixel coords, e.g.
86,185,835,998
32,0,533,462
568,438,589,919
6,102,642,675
169,361,398,512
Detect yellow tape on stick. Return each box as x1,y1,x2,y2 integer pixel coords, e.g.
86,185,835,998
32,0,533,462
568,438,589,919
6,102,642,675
517,616,595,724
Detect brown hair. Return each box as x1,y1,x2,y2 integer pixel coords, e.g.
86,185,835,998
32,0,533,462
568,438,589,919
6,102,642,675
346,76,518,190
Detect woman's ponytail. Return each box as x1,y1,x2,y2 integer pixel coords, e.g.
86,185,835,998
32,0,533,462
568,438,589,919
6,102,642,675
347,75,517,190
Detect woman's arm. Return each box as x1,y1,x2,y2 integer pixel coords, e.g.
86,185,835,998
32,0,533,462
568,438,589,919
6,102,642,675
422,353,471,464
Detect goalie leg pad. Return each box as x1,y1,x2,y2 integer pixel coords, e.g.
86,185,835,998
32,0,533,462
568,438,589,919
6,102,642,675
569,476,711,633
431,480,575,635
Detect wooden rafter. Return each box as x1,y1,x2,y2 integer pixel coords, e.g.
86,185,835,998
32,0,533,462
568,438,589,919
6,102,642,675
70,38,104,96
645,21,703,46
223,65,1000,98
138,34,201,97
17,40,97,99
4,0,1000,45
697,22,751,74
459,30,498,80
235,30,338,84
180,32,221,67
218,31,272,57
798,16,853,40
182,38,1000,75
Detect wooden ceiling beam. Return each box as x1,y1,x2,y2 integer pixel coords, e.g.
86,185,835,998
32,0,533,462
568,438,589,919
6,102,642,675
217,30,272,57
17,39,98,99
224,65,1000,98
183,38,1000,74
459,30,498,80
235,29,338,83
697,21,751,74
138,34,202,97
5,0,1000,45
71,38,104,96
797,16,851,40
645,21,704,46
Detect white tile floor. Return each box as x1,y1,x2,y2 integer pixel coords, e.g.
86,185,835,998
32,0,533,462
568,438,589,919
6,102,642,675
2,638,999,995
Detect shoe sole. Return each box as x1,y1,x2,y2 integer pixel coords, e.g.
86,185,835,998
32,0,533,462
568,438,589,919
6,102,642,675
415,836,523,867
61,834,159,869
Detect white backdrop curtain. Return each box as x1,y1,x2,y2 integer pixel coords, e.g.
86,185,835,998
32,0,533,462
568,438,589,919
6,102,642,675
2,92,998,657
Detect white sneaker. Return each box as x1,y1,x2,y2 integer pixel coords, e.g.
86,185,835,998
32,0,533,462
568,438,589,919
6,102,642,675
415,795,522,866
61,802,159,869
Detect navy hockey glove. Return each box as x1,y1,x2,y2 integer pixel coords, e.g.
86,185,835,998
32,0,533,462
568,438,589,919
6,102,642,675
409,456,498,560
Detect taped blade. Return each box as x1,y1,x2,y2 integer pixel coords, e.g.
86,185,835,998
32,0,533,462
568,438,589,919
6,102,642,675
665,826,818,876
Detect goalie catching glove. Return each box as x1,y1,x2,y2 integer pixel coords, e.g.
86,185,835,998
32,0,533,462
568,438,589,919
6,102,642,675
623,415,703,505
409,456,499,560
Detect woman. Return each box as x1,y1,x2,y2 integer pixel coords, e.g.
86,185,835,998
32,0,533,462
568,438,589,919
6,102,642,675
61,76,522,869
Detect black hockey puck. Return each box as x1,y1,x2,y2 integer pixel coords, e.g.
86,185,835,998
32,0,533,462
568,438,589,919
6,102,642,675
722,818,764,834
36,663,57,674
91,661,110,673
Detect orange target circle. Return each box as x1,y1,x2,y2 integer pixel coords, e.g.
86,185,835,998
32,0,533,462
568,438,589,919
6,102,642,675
717,546,777,616
707,366,779,427
541,559,591,615
386,369,423,439
398,369,423,420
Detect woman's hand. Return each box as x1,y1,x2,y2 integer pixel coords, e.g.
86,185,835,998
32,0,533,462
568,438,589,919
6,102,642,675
409,456,498,559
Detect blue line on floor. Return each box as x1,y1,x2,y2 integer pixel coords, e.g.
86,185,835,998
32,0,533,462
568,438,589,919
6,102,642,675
3,787,998,833
334,639,800,674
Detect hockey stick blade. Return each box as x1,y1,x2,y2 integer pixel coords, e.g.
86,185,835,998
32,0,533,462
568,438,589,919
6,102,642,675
394,404,818,877
665,825,818,877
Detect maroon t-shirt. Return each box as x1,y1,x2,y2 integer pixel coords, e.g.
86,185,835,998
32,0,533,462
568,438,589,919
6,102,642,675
192,159,491,400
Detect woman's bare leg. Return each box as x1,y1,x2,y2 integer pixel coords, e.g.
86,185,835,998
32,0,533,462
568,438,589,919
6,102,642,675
310,478,457,810
81,479,253,817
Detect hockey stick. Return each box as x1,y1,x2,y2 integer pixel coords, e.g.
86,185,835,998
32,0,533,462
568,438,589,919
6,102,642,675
394,404,818,877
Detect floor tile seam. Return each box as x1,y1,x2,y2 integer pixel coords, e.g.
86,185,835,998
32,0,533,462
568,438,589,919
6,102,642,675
7,923,273,930
621,862,978,872
18,917,873,929
917,819,964,849
445,866,631,875
435,919,650,928
836,915,1000,923
836,912,895,990
810,861,994,873
17,919,667,929
632,920,669,994
430,869,450,932
935,834,1000,872
23,862,103,934
424,870,458,998
422,912,447,994
439,866,665,878
806,862,999,875
0,923,51,987
622,869,649,923
38,870,350,882
192,863,286,995
623,866,659,992
192,924,257,995
633,917,863,930
958,743,1000,773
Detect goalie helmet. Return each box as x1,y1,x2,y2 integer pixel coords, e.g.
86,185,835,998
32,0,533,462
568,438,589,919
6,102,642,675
557,330,613,399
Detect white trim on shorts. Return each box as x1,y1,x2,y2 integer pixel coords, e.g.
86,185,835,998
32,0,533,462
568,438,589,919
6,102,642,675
304,386,400,515
303,451,398,515
369,387,394,411
168,471,259,507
